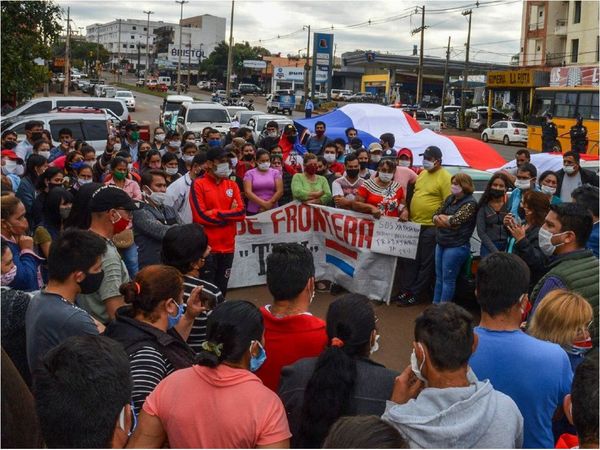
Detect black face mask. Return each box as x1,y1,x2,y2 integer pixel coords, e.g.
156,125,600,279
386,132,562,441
346,168,360,178
31,132,43,141
359,161,368,170
48,182,63,190
79,270,105,294
489,188,505,198
242,154,254,162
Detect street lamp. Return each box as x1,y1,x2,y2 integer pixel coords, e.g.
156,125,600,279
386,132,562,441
143,10,154,79
175,0,188,95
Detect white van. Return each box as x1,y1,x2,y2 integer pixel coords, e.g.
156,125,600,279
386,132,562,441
2,96,129,122
158,76,171,86
176,102,231,137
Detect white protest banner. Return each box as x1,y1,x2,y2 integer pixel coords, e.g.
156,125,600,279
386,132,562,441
227,202,403,301
371,218,421,259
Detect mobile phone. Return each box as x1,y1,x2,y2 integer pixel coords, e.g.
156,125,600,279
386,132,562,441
200,290,216,311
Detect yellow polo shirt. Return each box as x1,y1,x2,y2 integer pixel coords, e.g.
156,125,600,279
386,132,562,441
409,168,452,225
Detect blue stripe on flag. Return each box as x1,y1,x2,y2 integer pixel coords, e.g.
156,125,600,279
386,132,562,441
326,254,355,278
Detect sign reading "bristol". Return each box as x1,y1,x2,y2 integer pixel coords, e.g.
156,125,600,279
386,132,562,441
167,44,204,63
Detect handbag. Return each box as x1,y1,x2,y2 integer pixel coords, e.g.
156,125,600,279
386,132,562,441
112,229,134,249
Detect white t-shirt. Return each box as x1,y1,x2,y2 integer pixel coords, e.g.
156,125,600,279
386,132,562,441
560,171,582,202
165,172,194,223
331,176,364,200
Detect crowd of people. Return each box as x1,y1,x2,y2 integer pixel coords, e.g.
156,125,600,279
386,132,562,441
1,118,599,449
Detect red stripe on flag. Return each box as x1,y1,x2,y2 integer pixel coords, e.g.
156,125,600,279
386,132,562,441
325,239,358,260
403,111,423,132
445,135,507,171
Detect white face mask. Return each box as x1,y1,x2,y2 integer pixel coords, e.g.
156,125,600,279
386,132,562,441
370,334,380,354
378,172,393,183
514,179,531,190
371,155,382,164
258,162,270,171
155,133,166,142
169,141,181,149
538,227,568,256
182,155,195,163
215,162,231,178
541,184,556,195
410,343,428,385
230,157,238,168
2,161,22,176
323,153,336,163
38,150,51,159
148,191,167,206
398,160,411,167
78,178,92,186
422,160,435,171
563,164,576,175
165,167,178,175
113,143,121,152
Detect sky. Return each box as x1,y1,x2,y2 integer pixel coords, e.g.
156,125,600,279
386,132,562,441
56,0,524,64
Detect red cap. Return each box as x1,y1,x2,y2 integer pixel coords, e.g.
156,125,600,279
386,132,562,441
398,148,413,158
1,150,22,161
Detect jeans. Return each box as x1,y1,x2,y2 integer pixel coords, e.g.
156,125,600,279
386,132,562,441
479,240,506,257
201,253,234,297
433,243,470,304
396,226,437,298
305,110,312,119
119,243,139,279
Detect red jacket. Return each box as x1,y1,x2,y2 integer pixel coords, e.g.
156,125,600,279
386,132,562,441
329,161,345,175
256,306,327,391
189,172,245,253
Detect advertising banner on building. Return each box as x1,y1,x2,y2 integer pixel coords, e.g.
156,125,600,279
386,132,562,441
228,202,419,301
273,67,327,83
243,59,267,69
550,65,599,87
311,33,334,98
167,44,205,63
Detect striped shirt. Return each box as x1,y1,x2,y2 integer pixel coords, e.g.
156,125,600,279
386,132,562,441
130,346,174,416
183,275,224,354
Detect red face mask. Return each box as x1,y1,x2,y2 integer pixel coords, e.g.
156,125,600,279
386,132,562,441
305,164,317,175
112,211,130,234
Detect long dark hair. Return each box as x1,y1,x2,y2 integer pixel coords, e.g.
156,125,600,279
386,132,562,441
63,182,103,229
297,294,376,448
42,187,73,230
478,172,512,207
24,154,47,184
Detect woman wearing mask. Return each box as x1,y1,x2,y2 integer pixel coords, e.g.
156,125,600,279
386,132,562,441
353,159,407,219
476,173,511,256
138,140,152,164
356,148,375,180
505,190,549,292
105,156,142,201
30,167,64,230
127,301,292,449
79,145,97,169
63,182,103,230
236,143,257,179
182,131,196,145
142,149,163,172
271,154,294,206
432,173,477,304
291,153,332,205
527,289,593,370
538,170,561,205
397,148,421,175
33,187,73,258
163,131,182,157
103,264,204,417
393,148,418,193
32,139,51,160
0,195,42,291
69,163,94,195
16,154,48,223
161,152,181,186
279,294,397,448
179,142,198,175
244,149,283,215
62,151,84,186
152,127,166,152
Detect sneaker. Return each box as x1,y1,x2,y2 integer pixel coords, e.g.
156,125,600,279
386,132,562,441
397,292,419,307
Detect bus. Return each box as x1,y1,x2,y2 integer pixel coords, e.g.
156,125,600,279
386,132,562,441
528,86,599,155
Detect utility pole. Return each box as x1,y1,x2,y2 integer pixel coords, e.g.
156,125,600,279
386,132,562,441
137,42,141,76
225,0,235,96
117,19,122,82
187,36,192,87
143,10,154,79
441,36,451,128
96,31,100,77
303,25,311,101
411,5,427,106
459,9,473,130
176,0,188,95
64,7,71,96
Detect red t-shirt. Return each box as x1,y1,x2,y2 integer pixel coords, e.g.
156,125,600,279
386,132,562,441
329,161,345,175
256,306,327,391
357,178,405,217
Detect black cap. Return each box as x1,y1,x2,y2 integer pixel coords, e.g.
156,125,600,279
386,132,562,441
545,113,553,119
206,147,228,161
89,185,139,212
420,146,443,160
382,148,397,160
283,124,297,134
125,122,139,131
349,137,363,149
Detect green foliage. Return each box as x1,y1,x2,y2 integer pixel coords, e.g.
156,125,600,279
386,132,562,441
200,41,271,80
1,1,63,104
53,40,110,69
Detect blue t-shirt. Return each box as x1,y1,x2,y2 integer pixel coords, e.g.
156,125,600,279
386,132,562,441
470,327,572,449
587,221,599,258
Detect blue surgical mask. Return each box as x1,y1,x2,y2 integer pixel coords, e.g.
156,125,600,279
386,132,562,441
167,301,186,329
249,340,267,372
208,139,221,148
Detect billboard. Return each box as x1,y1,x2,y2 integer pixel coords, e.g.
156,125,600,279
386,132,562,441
311,33,334,99
167,44,204,64
243,59,267,69
274,66,327,83
550,66,599,87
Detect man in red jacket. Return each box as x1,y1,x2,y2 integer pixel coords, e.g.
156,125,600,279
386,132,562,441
256,243,327,391
190,147,245,296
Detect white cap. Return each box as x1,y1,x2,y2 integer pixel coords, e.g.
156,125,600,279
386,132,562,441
230,121,240,129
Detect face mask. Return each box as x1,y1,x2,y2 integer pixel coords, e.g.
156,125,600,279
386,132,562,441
167,301,185,329
489,188,505,198
215,162,231,178
287,134,297,143
268,131,278,137
2,162,20,175
346,168,359,179
84,160,95,167
59,206,72,220
208,139,221,148
113,143,122,152
242,154,254,162
230,157,238,168
324,153,336,163
378,172,393,183
1,265,17,286
78,270,105,294
113,171,127,181
538,227,568,256
563,165,576,175
155,133,166,142
78,178,92,186
111,211,131,235
567,337,592,356
250,340,267,372
38,151,51,159
410,343,428,385
182,155,195,164
169,140,181,149
370,334,380,354
130,131,140,141
398,160,411,167
48,182,63,190
185,139,196,144
371,155,382,164
359,161,368,170
315,129,324,136
149,191,167,206
541,185,556,195
422,160,435,171
305,164,317,175
165,167,179,176
451,184,463,195
514,179,531,190
258,162,270,171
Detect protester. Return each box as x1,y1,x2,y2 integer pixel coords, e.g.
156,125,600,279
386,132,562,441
33,335,133,449
121,123,141,162
164,152,206,224
322,142,345,175
256,243,327,392
77,185,138,325
0,195,42,291
14,120,43,160
353,159,407,219
366,142,384,170
92,136,121,182
331,153,364,210
161,152,181,186
132,170,181,269
244,149,283,215
571,184,599,257
178,141,197,175
127,301,292,449
356,148,375,179
557,151,599,202
32,138,52,160
316,156,338,194
379,132,395,152
397,147,421,175
470,252,572,449
506,162,538,218
397,146,452,306
103,265,201,416
151,127,166,153
1,150,25,193
25,229,106,372
322,416,408,449
70,162,94,194
476,173,510,255
48,127,73,162
63,181,103,230
527,289,593,370
538,170,562,204
501,148,532,184
162,131,182,156
141,149,162,172
161,223,224,352
259,120,281,151
189,147,245,296
270,153,294,205
432,173,477,304
530,203,598,345
15,154,48,221
1,130,18,148
279,294,397,448
291,153,332,205
106,156,142,200
33,187,73,258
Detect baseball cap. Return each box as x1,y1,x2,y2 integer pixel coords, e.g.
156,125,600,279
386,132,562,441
398,148,413,159
1,150,23,163
89,185,139,212
230,121,240,129
382,148,397,160
368,142,383,153
125,122,139,132
420,146,443,160
206,147,228,161
283,124,297,134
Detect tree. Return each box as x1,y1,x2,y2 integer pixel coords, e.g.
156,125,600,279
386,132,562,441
200,41,271,81
52,39,110,72
1,1,63,105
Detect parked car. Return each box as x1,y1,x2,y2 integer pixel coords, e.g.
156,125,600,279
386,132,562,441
175,102,232,138
146,79,158,89
238,83,262,95
115,90,136,111
347,92,376,103
225,106,248,119
428,105,461,121
135,78,145,87
331,89,354,101
247,114,292,143
160,95,195,130
234,110,265,126
405,109,441,132
158,76,171,86
266,93,295,115
469,111,509,133
481,121,528,145
197,80,211,90
103,87,117,98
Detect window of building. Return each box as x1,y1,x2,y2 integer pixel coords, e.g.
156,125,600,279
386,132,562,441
131,35,134,40
571,39,579,63
574,1,581,24
132,26,136,30
144,27,147,31
123,44,127,49
130,44,135,48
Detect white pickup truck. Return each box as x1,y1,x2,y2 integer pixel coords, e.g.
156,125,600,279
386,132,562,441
412,109,441,132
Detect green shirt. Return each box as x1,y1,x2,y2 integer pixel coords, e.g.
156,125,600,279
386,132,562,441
291,173,332,205
410,168,452,225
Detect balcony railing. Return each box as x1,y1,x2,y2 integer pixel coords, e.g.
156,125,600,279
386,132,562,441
554,18,567,35
529,21,544,31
